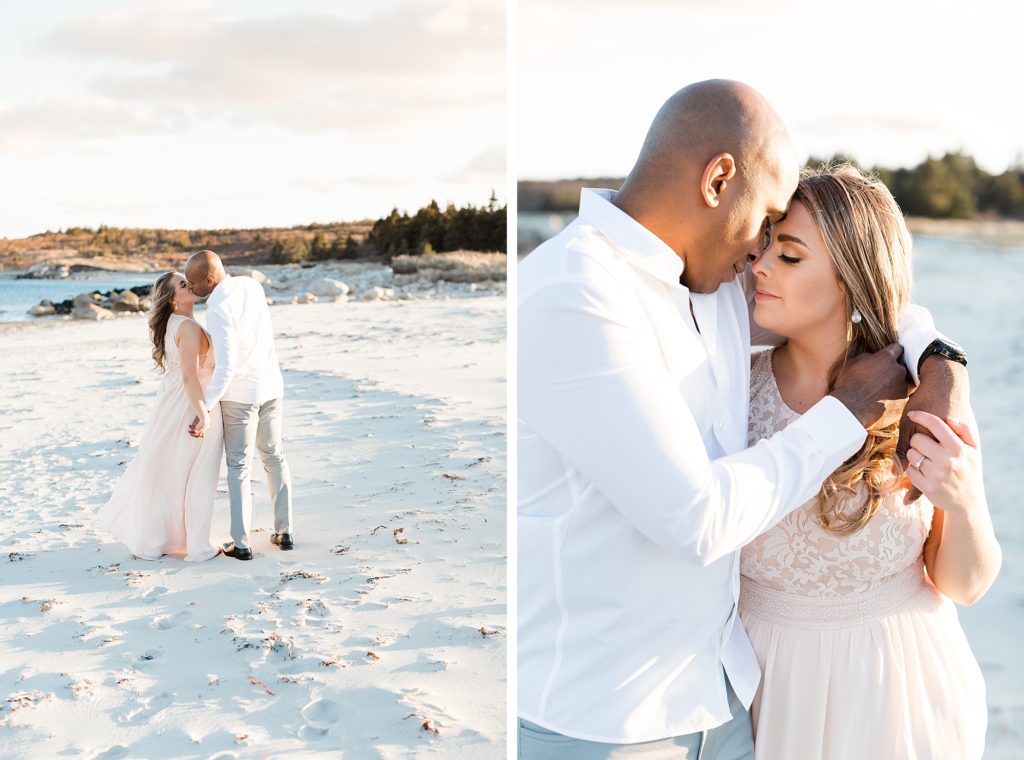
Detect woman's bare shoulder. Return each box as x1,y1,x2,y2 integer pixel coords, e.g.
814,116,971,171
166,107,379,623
175,317,205,345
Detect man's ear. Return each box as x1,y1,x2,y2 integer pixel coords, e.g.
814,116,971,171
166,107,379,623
700,153,737,209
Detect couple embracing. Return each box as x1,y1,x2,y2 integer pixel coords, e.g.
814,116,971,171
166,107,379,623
98,250,294,562
518,81,1000,758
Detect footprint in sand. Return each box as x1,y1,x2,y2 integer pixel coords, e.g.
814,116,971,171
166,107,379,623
301,698,341,735
93,746,129,759
150,611,190,630
141,586,169,601
131,649,162,667
298,725,329,740
122,691,173,724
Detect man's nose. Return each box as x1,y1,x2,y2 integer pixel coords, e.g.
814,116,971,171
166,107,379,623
750,250,769,276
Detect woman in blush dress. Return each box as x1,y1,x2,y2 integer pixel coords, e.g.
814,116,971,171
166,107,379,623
96,272,222,561
739,166,1001,759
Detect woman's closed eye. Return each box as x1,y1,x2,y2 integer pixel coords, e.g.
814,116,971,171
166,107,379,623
778,253,801,265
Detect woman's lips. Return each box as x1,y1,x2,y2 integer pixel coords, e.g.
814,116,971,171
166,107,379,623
754,289,780,302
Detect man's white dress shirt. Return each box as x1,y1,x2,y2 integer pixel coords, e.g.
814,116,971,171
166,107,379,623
517,189,939,743
203,275,284,409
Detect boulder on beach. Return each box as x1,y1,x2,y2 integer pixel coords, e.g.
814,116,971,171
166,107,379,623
73,293,103,308
108,290,141,312
227,267,269,285
292,293,318,304
27,300,56,317
307,278,350,298
139,298,152,311
72,303,114,321
364,286,395,301
18,262,70,280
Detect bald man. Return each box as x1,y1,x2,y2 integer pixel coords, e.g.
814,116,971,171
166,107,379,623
517,81,964,758
185,250,294,561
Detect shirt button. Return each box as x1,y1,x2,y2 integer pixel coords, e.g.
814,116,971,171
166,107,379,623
717,420,728,431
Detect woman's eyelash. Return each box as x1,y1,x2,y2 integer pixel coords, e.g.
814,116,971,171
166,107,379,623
778,254,800,264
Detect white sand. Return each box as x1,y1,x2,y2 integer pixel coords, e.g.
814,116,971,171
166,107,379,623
0,296,506,759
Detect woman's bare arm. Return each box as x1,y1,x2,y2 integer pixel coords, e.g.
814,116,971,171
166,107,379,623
177,321,211,435
912,410,1002,605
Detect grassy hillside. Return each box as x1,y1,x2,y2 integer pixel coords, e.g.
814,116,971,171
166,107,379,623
0,221,375,272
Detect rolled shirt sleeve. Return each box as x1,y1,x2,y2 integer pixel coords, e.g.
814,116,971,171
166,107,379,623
519,269,867,566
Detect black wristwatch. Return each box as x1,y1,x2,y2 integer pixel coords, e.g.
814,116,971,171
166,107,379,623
917,338,968,375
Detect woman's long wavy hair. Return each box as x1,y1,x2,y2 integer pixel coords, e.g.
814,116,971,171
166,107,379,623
795,164,913,535
148,272,178,372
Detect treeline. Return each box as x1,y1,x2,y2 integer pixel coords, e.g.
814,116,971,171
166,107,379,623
2,221,373,270
518,152,1024,220
368,193,506,259
270,231,362,264
808,152,1024,220
518,178,622,213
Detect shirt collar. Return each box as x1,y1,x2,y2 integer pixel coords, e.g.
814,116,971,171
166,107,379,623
578,188,684,285
206,273,233,305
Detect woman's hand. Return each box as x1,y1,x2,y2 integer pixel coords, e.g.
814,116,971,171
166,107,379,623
189,408,210,438
905,410,985,515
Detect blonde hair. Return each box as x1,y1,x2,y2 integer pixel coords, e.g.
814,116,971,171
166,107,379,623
147,272,177,371
794,164,913,534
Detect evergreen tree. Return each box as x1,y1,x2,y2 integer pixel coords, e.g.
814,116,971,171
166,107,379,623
271,236,310,264
310,231,330,260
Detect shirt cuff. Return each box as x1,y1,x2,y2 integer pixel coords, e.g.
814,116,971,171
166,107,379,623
790,395,867,465
898,304,944,386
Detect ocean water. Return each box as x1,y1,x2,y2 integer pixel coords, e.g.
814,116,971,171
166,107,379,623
0,273,161,321
519,212,1024,756
911,237,1024,758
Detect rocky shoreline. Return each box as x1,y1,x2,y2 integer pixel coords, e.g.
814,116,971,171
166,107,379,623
19,253,507,321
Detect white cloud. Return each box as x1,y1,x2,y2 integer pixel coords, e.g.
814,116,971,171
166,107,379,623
0,0,506,237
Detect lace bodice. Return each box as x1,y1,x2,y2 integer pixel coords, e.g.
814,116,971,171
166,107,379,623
164,315,213,378
740,350,933,596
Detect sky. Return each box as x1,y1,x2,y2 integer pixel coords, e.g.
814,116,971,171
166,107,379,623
0,0,505,239
518,0,1024,180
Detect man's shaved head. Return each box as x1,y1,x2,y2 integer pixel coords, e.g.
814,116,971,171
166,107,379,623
615,79,800,293
184,250,227,297
629,79,792,194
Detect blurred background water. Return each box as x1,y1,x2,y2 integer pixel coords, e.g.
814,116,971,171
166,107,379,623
520,211,1024,756
0,273,158,322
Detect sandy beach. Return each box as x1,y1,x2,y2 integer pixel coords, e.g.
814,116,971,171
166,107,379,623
0,296,506,758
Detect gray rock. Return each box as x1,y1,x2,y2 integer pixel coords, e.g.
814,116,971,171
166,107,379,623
109,290,141,312
72,303,113,320
291,293,318,304
73,293,99,308
27,300,56,317
364,286,394,301
21,263,70,279
307,278,350,297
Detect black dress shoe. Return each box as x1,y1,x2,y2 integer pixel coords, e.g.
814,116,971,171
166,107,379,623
222,543,253,561
271,533,294,551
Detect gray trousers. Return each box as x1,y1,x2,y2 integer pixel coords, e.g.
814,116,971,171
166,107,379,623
221,397,293,549
518,680,753,760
